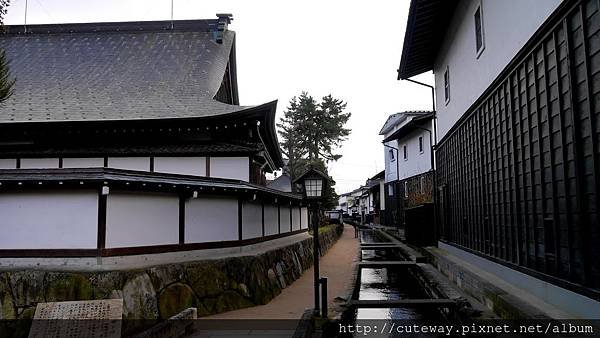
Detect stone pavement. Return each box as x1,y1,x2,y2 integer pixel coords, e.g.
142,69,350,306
189,224,360,337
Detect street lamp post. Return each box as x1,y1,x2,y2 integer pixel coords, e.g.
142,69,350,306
293,167,330,317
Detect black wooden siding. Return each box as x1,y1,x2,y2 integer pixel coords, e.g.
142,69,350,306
437,0,600,295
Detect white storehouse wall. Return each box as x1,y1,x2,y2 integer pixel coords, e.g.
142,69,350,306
301,207,308,229
434,0,562,139
0,190,98,249
242,201,263,239
0,159,17,169
105,192,179,248
279,205,291,233
20,158,60,169
291,206,301,231
154,157,206,176
264,205,279,235
397,128,432,180
107,157,151,171
185,196,238,243
62,158,104,168
210,157,250,181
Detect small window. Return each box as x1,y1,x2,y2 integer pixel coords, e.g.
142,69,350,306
444,66,450,103
474,4,485,57
418,136,424,153
403,145,408,160
389,149,395,162
388,185,394,197
404,181,409,198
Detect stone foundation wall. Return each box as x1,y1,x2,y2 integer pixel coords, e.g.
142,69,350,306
0,224,343,327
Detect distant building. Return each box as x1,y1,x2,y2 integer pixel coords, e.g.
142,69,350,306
0,17,309,258
399,0,600,316
380,111,434,232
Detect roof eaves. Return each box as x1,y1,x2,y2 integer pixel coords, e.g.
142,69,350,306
397,0,458,80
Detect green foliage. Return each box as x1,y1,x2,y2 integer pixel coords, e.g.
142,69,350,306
277,92,349,208
0,1,14,104
0,49,15,104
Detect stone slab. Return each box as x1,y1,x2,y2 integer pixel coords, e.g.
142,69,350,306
29,299,122,338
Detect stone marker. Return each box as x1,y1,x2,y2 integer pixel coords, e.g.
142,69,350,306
29,299,122,338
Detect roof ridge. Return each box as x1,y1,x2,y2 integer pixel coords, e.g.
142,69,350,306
2,19,221,35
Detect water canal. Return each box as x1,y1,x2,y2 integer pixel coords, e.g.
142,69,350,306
337,228,455,337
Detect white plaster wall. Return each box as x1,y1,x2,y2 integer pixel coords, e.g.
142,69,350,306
106,192,179,248
154,157,206,176
434,0,562,140
291,206,301,231
0,159,16,169
0,190,98,249
108,157,150,171
62,158,105,168
279,205,291,233
185,196,237,243
397,128,432,180
264,204,279,236
301,207,308,229
20,158,59,169
242,201,262,239
210,157,249,181
383,139,399,183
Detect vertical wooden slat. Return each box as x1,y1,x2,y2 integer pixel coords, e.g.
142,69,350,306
563,14,589,285
179,196,185,244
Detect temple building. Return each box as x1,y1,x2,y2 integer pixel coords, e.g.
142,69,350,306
0,15,308,258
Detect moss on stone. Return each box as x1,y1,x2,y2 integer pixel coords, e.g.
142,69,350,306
185,263,228,298
44,273,93,302
214,290,253,313
158,283,197,320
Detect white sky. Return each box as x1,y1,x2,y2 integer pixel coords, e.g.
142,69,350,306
4,0,433,194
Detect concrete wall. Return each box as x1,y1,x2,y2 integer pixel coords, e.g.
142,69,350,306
154,157,206,176
20,158,60,169
108,157,150,171
264,204,279,236
434,0,562,139
279,205,291,233
62,158,105,168
242,201,262,239
210,157,249,181
301,207,308,229
0,159,16,169
0,190,98,249
185,196,238,243
106,192,179,248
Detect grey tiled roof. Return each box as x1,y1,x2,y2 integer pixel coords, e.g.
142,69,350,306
0,20,247,123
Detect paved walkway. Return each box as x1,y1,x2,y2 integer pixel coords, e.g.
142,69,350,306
189,224,359,337
206,224,359,319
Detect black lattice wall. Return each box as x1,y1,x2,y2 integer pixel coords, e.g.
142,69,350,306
436,0,600,296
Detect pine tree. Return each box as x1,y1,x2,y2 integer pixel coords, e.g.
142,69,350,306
277,91,351,206
0,50,15,104
0,0,14,104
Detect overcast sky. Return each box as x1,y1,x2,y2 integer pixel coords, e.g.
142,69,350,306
4,0,434,194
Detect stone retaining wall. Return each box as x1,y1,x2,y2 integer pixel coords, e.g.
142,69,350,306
0,224,343,333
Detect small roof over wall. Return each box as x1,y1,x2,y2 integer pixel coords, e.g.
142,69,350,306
397,0,458,79
382,112,433,143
